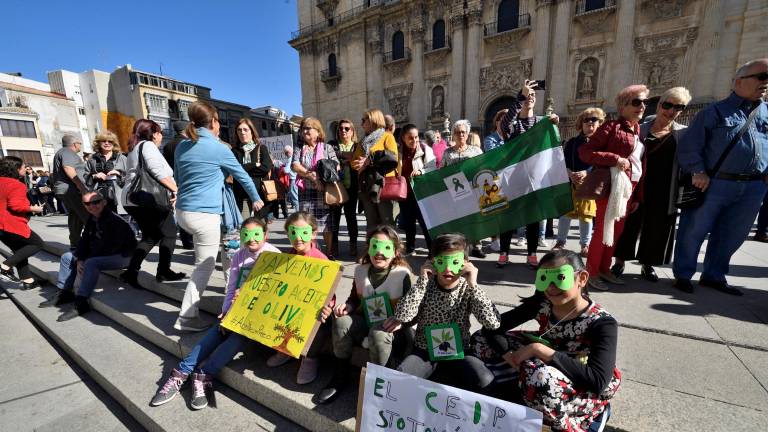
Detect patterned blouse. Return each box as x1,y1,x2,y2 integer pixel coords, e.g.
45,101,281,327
291,141,338,191
440,144,483,168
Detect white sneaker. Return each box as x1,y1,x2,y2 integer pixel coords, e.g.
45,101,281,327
538,238,550,248
489,238,500,252
513,237,526,247
266,351,292,367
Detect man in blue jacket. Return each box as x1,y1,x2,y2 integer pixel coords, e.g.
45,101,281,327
673,58,768,295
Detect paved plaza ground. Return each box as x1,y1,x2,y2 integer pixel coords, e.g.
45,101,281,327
1,213,766,431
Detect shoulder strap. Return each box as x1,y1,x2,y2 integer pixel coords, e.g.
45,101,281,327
709,104,761,175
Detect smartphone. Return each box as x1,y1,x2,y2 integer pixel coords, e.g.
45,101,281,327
531,80,546,91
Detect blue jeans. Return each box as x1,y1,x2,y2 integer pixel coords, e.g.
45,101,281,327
557,216,593,247
287,178,299,208
57,252,130,297
178,322,247,376
673,178,768,281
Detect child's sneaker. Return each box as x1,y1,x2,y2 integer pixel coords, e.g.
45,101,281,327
190,372,212,410
496,253,509,268
266,351,292,367
297,357,319,385
150,369,188,406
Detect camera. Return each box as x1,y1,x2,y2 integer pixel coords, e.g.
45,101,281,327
531,80,546,91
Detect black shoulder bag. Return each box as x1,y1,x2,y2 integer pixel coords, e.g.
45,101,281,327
676,106,760,209
127,142,171,211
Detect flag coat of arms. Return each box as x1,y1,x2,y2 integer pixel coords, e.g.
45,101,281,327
412,119,573,242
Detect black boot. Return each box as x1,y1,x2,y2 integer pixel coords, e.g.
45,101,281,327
119,271,144,289
39,289,75,308
316,359,350,404
57,296,91,322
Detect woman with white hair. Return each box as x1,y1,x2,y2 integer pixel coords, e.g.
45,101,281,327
612,86,692,282
441,119,485,257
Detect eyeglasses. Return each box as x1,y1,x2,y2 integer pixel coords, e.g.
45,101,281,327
582,117,601,124
99,140,114,144
741,72,768,81
301,127,314,132
339,126,352,132
629,98,651,107
661,102,687,111
82,199,104,207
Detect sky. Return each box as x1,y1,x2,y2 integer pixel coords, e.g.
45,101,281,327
2,0,303,115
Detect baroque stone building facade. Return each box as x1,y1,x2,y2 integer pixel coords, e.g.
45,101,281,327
290,0,767,139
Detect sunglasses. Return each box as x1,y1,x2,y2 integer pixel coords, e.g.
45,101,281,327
629,98,651,107
339,126,352,132
742,72,768,81
83,199,104,207
99,140,114,144
661,102,686,111
582,117,601,124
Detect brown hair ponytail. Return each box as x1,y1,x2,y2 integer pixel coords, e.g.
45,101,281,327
185,101,218,143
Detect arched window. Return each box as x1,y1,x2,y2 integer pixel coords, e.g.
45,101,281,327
497,0,520,33
585,0,606,13
392,31,405,60
432,20,445,50
328,53,337,77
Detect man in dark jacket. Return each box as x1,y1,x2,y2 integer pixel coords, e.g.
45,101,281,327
162,121,193,248
39,191,137,321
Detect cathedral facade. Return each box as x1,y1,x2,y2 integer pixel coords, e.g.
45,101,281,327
290,0,767,138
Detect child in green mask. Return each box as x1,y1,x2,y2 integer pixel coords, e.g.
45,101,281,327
266,211,336,385
316,225,414,404
467,249,621,431
381,233,500,384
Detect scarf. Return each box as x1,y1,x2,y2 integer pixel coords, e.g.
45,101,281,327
361,128,385,155
603,166,632,246
241,142,257,164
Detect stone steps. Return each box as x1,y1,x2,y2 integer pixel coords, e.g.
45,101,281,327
1,247,357,431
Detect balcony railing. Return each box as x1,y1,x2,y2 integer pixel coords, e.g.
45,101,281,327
383,48,412,64
290,1,401,40
483,14,532,37
424,36,452,53
575,0,617,16
320,67,342,81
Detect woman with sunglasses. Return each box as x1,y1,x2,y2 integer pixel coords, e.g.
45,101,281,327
612,87,691,282
552,108,606,256
85,131,127,214
328,119,360,258
578,85,649,291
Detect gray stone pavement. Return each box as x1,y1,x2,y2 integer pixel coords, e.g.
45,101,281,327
4,213,767,431
0,287,142,431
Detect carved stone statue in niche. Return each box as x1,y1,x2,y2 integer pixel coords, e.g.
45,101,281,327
648,63,662,87
577,57,599,100
443,113,451,135
431,86,445,117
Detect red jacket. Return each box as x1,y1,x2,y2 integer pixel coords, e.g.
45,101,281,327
578,118,646,202
0,177,32,238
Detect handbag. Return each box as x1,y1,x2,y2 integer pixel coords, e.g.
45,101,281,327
38,186,52,194
324,181,349,206
575,168,611,200
676,106,760,209
255,144,278,202
126,142,171,211
380,175,408,201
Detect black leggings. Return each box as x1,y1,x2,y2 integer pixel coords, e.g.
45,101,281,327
499,222,540,255
0,229,44,280
125,207,177,274
331,187,359,246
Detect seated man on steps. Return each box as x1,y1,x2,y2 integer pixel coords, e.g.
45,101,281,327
39,191,137,321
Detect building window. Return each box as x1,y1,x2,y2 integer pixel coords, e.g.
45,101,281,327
432,20,446,50
6,150,43,167
392,31,405,60
584,0,607,13
78,107,86,115
497,0,520,33
0,119,37,138
145,93,168,115
178,100,191,121
328,53,338,77
262,121,268,132
271,122,276,131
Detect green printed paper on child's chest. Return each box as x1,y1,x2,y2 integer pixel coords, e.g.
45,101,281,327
363,292,393,326
425,323,464,361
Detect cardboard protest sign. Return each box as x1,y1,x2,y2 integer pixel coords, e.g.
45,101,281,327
260,135,294,164
221,252,341,358
357,363,543,432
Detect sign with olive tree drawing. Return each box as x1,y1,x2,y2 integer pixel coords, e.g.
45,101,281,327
221,252,341,358
425,323,464,361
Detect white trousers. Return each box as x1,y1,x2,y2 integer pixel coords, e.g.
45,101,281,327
176,210,221,319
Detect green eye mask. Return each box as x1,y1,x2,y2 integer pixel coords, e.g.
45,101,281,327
535,264,576,292
433,252,464,274
287,225,313,243
368,238,395,259
240,226,264,244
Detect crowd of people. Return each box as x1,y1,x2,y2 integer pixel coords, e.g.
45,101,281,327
0,57,766,431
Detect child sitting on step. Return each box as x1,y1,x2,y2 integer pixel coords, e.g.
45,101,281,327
265,211,335,385
316,224,413,404
382,233,500,386
150,217,279,410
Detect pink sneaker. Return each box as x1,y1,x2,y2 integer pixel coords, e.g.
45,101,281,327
526,255,538,269
496,253,509,268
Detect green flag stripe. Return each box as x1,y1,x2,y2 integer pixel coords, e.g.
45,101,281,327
412,119,561,198
426,183,573,242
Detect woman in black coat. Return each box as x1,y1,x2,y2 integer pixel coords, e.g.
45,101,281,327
231,118,274,220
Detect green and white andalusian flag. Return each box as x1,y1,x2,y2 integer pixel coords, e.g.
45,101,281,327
412,119,573,242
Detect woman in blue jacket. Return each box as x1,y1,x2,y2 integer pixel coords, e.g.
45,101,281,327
173,101,264,332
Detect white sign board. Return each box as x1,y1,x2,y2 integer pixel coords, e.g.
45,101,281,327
260,135,294,165
357,363,543,432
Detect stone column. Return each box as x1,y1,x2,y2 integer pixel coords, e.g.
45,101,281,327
366,21,385,109
548,0,573,115
410,29,427,127
610,0,637,100
690,0,724,102
448,13,465,122
464,9,483,127
531,1,553,116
